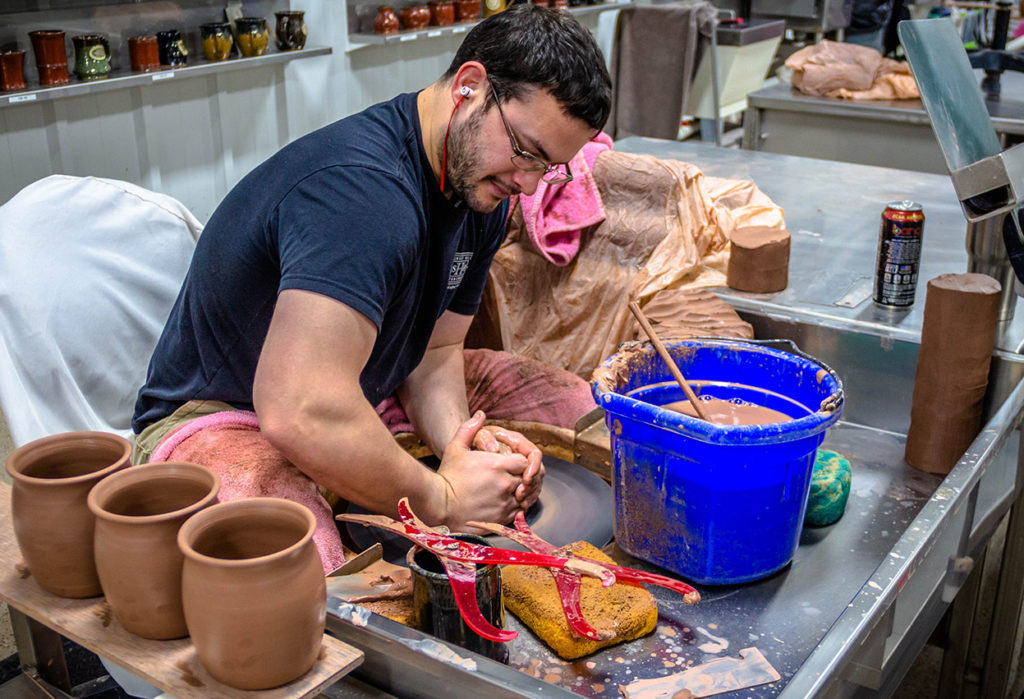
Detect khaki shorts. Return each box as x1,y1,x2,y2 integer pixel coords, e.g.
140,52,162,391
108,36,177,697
131,399,235,465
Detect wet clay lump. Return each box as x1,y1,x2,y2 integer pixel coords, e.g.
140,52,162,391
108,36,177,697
727,226,791,293
905,272,1001,474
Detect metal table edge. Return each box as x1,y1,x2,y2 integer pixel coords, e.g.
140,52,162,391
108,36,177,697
779,374,1024,697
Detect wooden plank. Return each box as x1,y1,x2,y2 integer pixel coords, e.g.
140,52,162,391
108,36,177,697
0,482,363,698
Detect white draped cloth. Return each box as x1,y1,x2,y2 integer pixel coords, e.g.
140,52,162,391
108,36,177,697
0,175,201,446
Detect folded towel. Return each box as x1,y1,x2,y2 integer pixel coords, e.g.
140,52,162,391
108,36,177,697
512,132,613,266
150,410,346,574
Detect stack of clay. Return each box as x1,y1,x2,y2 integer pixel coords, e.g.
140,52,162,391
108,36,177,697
727,226,791,293
905,273,1002,474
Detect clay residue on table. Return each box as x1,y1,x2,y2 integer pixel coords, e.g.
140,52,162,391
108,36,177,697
95,601,112,627
174,660,204,688
618,647,780,698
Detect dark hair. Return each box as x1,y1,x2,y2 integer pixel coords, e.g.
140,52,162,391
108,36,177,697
443,4,611,131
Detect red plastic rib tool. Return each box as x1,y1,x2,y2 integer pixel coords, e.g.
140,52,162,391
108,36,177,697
337,498,700,644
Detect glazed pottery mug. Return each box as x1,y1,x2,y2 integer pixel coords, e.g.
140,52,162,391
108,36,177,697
200,22,234,61
374,6,400,34
6,432,132,598
127,35,160,72
274,11,308,51
0,49,27,91
88,462,220,640
235,17,269,57
428,0,455,26
28,30,69,86
72,35,111,80
178,498,326,690
156,29,188,67
407,533,509,663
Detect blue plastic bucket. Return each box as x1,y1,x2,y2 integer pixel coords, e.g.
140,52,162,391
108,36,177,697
592,338,844,584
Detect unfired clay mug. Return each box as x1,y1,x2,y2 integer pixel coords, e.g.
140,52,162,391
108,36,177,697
178,498,325,690
6,431,131,598
88,462,220,640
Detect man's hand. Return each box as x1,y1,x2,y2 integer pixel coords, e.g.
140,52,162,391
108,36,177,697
472,425,544,510
437,412,535,529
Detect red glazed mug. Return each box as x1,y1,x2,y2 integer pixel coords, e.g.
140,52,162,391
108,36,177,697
29,29,69,86
429,0,456,25
0,50,27,91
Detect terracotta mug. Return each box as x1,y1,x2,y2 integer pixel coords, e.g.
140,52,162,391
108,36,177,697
373,6,400,35
407,534,509,663
6,432,132,598
235,17,269,57
275,11,308,51
88,462,220,640
200,22,234,62
178,498,326,690
128,35,160,72
0,50,27,91
72,34,111,81
28,30,69,86
156,29,188,67
428,0,455,25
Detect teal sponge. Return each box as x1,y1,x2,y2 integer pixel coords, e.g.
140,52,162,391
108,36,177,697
804,449,852,527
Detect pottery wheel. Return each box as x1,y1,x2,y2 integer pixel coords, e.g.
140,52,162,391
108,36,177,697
343,454,614,564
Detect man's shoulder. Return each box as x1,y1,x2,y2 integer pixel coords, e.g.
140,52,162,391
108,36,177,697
287,93,419,174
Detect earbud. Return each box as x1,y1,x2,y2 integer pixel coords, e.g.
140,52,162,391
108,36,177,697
460,86,473,97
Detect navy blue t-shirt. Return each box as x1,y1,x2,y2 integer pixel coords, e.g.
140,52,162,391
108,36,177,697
132,92,508,432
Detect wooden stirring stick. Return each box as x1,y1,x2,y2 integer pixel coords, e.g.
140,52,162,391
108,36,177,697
627,300,711,422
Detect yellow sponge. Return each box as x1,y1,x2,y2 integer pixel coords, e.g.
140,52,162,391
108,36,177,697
502,541,657,660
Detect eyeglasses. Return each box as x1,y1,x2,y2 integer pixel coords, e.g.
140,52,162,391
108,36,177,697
490,86,573,185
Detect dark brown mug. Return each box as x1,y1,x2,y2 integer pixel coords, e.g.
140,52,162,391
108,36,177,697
156,29,188,67
274,11,308,51
128,35,160,72
0,49,27,91
29,30,69,86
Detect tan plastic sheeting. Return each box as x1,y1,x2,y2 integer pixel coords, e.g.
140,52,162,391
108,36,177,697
786,39,919,100
482,150,784,379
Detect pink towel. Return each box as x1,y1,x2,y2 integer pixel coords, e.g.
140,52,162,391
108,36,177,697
512,132,613,266
150,410,346,574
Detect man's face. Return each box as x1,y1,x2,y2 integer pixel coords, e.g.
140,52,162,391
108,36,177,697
443,86,595,213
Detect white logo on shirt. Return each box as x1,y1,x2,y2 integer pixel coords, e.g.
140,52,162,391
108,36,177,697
448,252,472,289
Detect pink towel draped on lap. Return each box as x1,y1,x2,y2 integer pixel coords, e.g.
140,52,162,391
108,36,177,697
150,410,346,574
511,132,613,266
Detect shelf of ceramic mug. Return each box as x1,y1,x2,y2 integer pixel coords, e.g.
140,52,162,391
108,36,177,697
1,45,332,108
346,0,633,50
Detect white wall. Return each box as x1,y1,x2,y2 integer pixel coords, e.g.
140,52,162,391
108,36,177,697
0,1,602,221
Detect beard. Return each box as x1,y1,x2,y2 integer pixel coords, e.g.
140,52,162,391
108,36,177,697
442,107,502,214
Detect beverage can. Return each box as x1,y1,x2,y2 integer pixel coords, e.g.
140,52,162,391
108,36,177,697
873,200,925,308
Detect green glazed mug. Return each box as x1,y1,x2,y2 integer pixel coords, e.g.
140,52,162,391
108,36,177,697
72,34,111,80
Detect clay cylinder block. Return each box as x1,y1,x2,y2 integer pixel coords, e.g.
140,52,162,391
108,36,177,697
727,226,791,293
178,498,326,690
905,273,1001,474
88,462,220,639
5,431,131,598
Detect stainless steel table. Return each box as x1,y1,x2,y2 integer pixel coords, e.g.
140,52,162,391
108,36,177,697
325,141,1024,698
742,75,1024,174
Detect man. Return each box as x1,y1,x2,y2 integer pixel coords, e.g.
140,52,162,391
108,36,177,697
132,5,612,567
